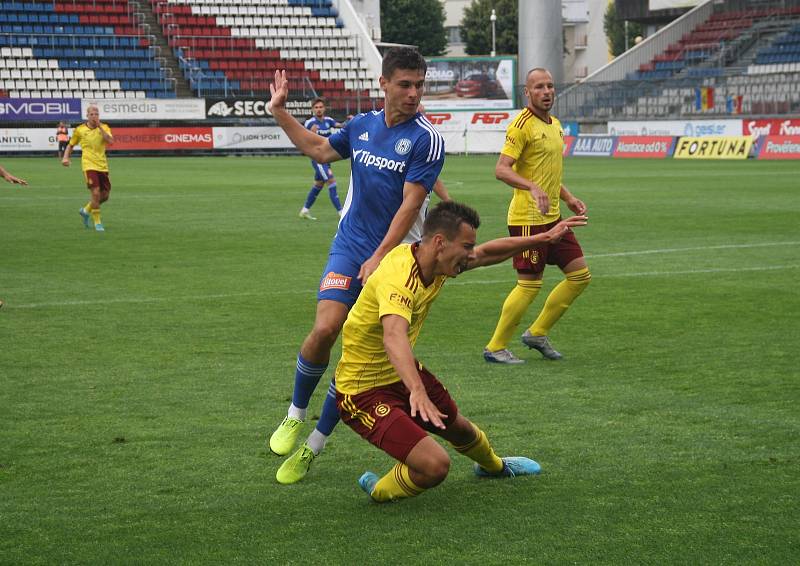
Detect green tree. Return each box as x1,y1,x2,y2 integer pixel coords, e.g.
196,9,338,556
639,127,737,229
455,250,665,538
604,1,643,57
461,0,518,56
380,0,447,57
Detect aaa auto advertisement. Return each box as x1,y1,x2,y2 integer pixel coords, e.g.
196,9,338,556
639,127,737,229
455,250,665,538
110,127,213,149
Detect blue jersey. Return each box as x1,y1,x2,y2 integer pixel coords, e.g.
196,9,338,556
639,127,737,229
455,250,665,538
327,110,444,264
304,116,339,138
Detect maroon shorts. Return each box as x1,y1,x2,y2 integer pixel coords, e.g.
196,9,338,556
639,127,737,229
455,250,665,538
85,170,111,192
336,362,459,462
509,219,584,274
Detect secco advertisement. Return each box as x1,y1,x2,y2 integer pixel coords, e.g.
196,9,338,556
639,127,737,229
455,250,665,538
608,119,742,137
0,128,59,151
212,127,291,149
673,136,752,159
110,127,213,150
613,136,676,158
81,98,206,120
755,136,800,159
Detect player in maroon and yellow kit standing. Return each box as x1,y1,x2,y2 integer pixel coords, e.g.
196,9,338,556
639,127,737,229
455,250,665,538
62,105,114,232
483,67,591,364
336,201,587,502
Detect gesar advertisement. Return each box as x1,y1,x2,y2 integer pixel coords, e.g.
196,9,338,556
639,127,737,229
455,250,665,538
422,57,516,111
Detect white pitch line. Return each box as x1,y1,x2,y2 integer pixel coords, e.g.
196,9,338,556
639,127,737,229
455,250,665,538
586,240,800,259
450,263,800,286
5,241,799,309
481,240,800,270
7,264,799,309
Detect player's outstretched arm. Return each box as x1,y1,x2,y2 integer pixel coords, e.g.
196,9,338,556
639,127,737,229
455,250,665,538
269,70,342,164
0,165,27,185
358,182,428,282
382,314,447,429
432,179,451,202
496,154,549,215
467,215,588,270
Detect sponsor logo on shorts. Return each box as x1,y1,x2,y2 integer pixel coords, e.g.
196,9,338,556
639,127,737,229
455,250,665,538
527,250,539,264
375,403,391,417
320,271,351,291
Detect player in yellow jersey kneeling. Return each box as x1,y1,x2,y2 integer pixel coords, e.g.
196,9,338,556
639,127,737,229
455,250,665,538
335,201,587,502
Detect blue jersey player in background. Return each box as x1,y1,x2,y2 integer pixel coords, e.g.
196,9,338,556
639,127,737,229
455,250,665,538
266,47,445,484
299,97,344,220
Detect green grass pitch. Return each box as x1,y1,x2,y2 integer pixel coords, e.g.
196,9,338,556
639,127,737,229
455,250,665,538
1,154,798,563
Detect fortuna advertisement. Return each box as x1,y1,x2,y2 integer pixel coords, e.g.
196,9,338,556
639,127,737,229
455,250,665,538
673,136,753,159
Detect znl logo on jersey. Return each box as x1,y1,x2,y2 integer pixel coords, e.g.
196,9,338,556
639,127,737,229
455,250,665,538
320,271,351,291
394,138,412,155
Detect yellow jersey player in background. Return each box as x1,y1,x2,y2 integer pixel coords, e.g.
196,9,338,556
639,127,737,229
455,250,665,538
335,201,587,502
62,105,114,232
483,67,591,364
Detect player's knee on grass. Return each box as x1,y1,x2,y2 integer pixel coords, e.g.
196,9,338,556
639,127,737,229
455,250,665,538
407,437,452,487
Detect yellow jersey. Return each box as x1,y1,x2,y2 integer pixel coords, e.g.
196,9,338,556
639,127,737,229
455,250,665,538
69,123,112,172
335,244,447,395
500,108,564,226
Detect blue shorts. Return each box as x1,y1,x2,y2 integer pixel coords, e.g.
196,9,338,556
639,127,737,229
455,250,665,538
317,253,364,307
311,160,333,182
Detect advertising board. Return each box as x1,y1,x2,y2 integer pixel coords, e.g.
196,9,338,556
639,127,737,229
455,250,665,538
422,57,516,111
608,120,742,137
110,127,213,150
0,98,82,121
81,99,206,121
613,136,676,158
673,136,752,159
755,136,800,159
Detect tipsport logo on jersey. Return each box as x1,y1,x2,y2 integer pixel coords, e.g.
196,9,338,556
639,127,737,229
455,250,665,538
351,149,407,173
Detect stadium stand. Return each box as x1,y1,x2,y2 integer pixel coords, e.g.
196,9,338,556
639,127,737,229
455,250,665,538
152,0,382,111
0,0,175,98
558,0,800,119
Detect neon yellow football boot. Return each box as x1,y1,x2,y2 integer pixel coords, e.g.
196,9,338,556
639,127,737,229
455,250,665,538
269,416,304,456
276,443,316,485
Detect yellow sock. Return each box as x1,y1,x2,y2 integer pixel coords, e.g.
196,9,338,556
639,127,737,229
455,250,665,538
530,267,591,336
452,424,503,474
90,208,101,225
486,280,542,351
371,462,425,502
83,202,92,213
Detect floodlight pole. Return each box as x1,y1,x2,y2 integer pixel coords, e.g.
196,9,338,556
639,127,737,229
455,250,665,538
490,9,497,57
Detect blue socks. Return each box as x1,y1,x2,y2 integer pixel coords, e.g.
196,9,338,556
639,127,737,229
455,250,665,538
328,183,342,212
304,186,323,210
304,184,341,212
315,379,341,436
292,353,328,409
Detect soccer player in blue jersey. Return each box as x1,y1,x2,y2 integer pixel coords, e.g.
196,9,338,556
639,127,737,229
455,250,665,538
266,47,445,484
298,98,344,220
